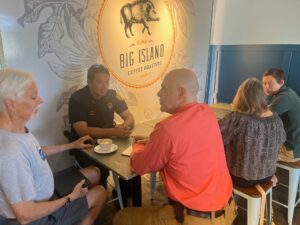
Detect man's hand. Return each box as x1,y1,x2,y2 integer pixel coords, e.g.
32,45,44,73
122,122,134,131
71,135,93,149
116,123,132,131
114,125,131,137
133,135,149,144
69,180,88,201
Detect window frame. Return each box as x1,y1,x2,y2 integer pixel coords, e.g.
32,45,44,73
0,32,5,68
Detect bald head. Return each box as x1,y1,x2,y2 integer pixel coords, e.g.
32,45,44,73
165,68,199,97
157,68,199,114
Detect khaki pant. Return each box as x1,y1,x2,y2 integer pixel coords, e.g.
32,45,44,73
113,200,237,225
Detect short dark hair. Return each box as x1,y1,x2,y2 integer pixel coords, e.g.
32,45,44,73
263,68,285,83
87,64,110,81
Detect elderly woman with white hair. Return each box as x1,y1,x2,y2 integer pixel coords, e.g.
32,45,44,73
0,68,107,225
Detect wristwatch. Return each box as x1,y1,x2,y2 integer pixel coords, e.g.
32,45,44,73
64,196,71,207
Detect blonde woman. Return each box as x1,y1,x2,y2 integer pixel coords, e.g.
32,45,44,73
219,78,286,187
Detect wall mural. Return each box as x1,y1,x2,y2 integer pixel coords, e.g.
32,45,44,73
17,0,195,127
98,1,175,88
120,1,160,38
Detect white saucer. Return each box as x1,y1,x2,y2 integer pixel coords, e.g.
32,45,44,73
94,144,118,154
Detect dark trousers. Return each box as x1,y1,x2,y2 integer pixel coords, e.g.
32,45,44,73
71,150,109,188
119,175,142,207
72,150,142,206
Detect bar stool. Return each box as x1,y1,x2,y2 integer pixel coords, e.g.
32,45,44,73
272,160,300,225
233,181,273,225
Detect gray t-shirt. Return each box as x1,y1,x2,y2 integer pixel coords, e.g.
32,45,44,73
0,129,54,218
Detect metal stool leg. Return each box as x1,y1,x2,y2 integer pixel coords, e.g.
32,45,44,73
247,197,261,225
266,189,272,225
112,172,124,209
287,168,300,225
150,172,156,200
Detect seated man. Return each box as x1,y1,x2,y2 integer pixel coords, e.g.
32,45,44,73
0,68,106,225
68,64,140,206
69,64,134,140
114,69,236,225
262,68,300,162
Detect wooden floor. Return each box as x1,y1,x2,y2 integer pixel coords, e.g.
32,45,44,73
96,168,300,225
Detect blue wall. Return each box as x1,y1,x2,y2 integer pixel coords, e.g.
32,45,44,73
207,45,300,103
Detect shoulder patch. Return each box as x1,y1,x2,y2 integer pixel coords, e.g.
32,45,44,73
116,92,124,101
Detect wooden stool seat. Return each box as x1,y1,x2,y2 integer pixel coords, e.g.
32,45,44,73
233,181,273,198
233,181,273,225
277,160,300,168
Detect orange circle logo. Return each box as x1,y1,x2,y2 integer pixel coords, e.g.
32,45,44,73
97,0,175,88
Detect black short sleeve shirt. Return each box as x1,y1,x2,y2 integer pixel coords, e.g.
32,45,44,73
69,86,128,135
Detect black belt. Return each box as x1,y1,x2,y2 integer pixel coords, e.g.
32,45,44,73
169,197,232,221
186,196,232,219
186,208,225,219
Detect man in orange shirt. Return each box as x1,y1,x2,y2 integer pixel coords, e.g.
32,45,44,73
113,68,236,225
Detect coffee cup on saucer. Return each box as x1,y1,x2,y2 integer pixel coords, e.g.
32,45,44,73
97,138,112,152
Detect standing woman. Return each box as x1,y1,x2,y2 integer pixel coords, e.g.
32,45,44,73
0,68,106,225
219,78,286,187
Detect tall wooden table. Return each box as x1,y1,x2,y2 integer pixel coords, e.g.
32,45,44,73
81,122,154,208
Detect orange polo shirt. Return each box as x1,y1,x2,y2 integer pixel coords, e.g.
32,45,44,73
131,103,232,211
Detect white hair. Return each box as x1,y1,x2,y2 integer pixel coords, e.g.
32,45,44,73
0,68,33,112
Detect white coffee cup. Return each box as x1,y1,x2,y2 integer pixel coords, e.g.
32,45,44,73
97,138,112,151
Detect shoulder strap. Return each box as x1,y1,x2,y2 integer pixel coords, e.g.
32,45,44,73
255,184,275,225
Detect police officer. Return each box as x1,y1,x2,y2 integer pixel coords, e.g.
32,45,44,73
68,64,140,206
69,64,134,140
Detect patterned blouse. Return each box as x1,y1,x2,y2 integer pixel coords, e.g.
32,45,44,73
218,111,286,181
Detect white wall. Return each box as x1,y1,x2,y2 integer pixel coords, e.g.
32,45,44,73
212,0,300,45
0,0,213,171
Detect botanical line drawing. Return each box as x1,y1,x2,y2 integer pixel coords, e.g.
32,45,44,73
18,0,196,124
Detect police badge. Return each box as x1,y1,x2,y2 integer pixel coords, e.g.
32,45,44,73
107,102,113,110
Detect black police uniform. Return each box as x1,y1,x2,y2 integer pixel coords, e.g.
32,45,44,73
68,86,141,206
69,86,128,137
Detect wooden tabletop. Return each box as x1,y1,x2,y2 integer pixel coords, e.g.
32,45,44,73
81,103,232,180
81,122,156,180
